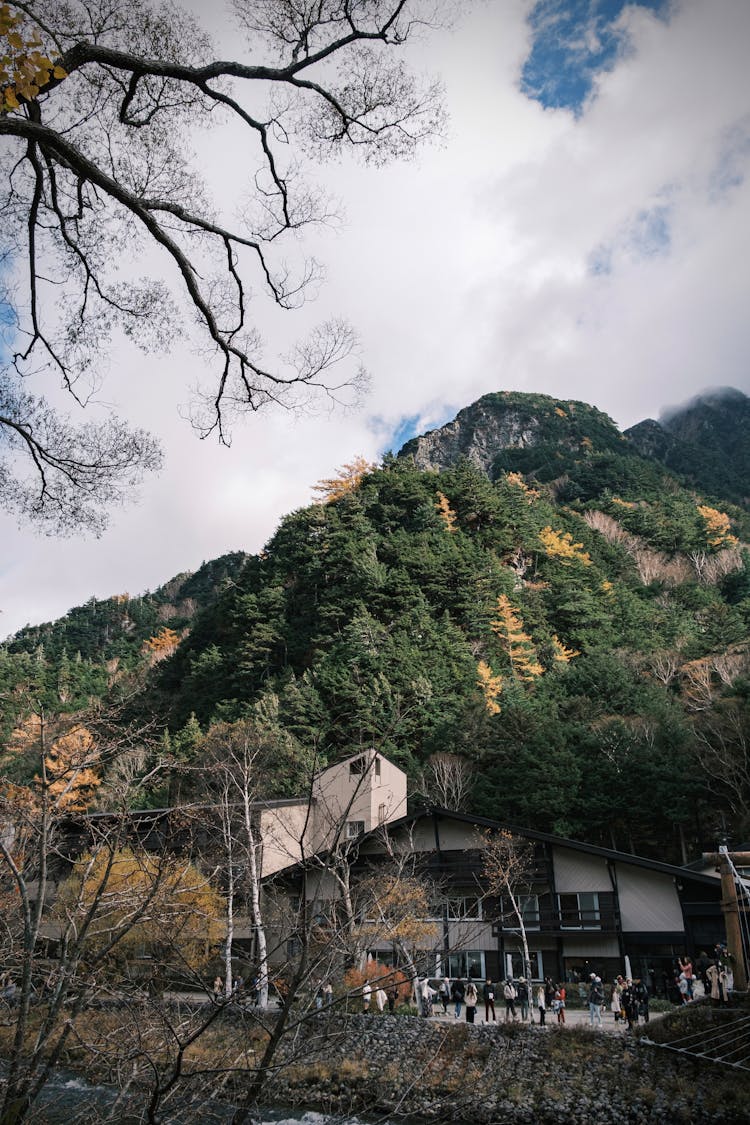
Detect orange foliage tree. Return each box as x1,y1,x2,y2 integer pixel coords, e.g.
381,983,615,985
312,456,376,503
477,659,503,714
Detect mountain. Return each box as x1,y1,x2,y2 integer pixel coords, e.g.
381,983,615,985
2,390,749,864
625,387,750,506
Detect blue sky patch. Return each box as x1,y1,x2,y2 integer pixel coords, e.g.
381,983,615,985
521,0,669,115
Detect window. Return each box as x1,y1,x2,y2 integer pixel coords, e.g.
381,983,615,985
378,803,387,824
374,756,381,777
558,892,601,930
505,950,544,980
349,757,365,775
445,950,485,980
346,820,365,839
519,894,540,931
444,896,483,921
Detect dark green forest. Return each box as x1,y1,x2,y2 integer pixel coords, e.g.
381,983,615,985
2,391,749,864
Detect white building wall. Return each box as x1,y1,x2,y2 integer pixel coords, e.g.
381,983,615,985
553,848,612,892
615,866,684,933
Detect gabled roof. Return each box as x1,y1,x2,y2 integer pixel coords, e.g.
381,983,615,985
365,806,721,888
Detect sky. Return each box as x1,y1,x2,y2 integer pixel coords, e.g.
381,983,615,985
2,0,750,640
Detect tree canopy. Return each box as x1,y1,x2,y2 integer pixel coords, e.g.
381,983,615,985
0,0,450,532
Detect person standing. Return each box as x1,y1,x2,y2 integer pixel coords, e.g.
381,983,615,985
536,984,546,1025
323,981,333,1007
556,984,566,1025
375,985,387,1013
387,984,398,1013
621,979,639,1031
483,978,496,1022
464,980,477,1023
634,977,649,1023
517,978,529,1021
451,977,465,1019
212,975,223,1001
678,955,694,1000
419,977,436,1017
439,977,450,1015
503,979,518,1022
588,975,603,1027
362,981,371,1013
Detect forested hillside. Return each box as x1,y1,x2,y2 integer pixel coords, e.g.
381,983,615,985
2,392,749,864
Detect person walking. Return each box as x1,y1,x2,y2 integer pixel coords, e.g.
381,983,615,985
464,980,478,1023
362,981,371,1013
451,977,465,1019
212,975,223,1001
375,985,387,1013
483,978,496,1022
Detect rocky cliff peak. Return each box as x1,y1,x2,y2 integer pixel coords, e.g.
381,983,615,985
398,391,622,479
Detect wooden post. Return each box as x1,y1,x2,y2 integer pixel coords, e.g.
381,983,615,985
711,849,749,992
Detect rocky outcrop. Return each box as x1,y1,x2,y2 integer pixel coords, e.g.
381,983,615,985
398,391,622,479
400,395,544,476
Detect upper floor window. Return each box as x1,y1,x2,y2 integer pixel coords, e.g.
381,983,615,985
378,803,387,824
346,820,365,839
350,757,365,775
558,892,601,930
444,896,483,921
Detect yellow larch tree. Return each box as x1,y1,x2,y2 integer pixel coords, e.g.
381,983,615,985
539,526,592,566
43,726,101,812
490,595,543,683
435,491,458,532
312,456,376,504
505,472,539,501
551,635,580,665
477,660,503,714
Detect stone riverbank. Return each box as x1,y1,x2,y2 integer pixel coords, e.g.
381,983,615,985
253,1010,749,1124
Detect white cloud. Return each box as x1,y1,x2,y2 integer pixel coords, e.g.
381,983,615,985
2,0,749,638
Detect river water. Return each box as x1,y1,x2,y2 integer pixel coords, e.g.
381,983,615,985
32,1071,380,1125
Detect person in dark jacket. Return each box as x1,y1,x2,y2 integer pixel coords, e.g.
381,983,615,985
633,978,649,1023
621,980,639,1031
483,979,496,1022
451,977,465,1019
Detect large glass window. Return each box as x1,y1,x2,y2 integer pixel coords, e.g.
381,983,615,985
505,950,544,979
558,892,601,929
445,950,486,980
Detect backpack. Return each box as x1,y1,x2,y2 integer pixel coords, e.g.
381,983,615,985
504,983,516,1000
